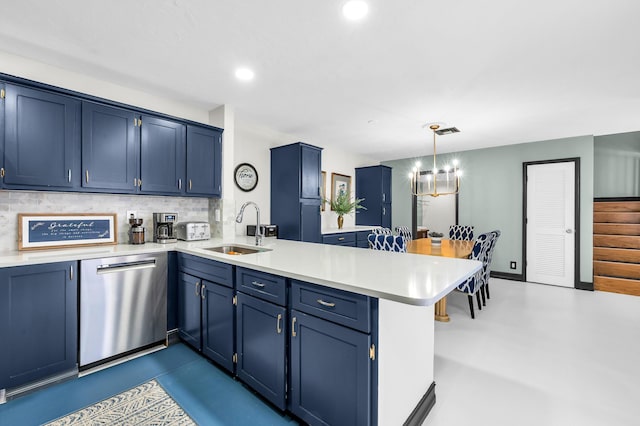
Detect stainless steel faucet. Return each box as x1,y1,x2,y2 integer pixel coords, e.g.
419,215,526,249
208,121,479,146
236,201,263,246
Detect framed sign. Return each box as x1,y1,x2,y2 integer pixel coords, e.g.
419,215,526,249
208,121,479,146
234,163,259,192
18,213,117,251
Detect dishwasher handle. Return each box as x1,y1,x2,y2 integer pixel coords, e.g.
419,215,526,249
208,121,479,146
96,259,157,274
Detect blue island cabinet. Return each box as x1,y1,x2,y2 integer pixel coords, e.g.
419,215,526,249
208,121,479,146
177,254,235,373
271,142,322,243
0,261,78,393
290,280,377,426
2,84,81,190
235,267,287,410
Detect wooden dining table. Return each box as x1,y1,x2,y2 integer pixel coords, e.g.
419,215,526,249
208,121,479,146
407,238,475,322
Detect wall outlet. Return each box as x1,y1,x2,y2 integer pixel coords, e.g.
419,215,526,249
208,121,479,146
126,210,137,219
510,261,517,270
214,209,221,222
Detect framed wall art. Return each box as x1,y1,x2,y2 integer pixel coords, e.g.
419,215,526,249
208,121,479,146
18,213,117,250
330,173,351,210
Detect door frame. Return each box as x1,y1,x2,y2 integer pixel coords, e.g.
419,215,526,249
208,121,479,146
522,158,581,287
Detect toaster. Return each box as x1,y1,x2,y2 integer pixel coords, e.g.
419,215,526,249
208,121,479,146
175,222,211,241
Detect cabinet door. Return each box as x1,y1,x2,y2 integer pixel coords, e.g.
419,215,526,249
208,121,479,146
201,280,234,373
301,199,321,243
177,272,202,350
300,145,321,199
236,293,287,410
140,115,186,194
186,125,222,196
3,84,80,189
290,310,371,426
381,166,392,204
0,261,77,390
82,102,138,192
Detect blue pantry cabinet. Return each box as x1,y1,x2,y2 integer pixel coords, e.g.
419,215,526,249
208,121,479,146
81,102,139,192
177,254,235,373
186,125,222,197
271,142,322,243
0,261,78,391
356,165,392,229
3,84,80,190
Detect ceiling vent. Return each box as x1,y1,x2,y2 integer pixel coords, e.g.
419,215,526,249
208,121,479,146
435,127,460,135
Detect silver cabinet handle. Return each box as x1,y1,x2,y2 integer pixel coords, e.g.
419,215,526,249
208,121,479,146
317,299,336,308
383,193,386,202
291,317,297,337
338,237,345,241
251,281,265,288
189,179,192,190
85,170,89,183
383,206,386,216
134,178,137,187
68,169,72,182
178,178,182,189
201,283,205,299
276,314,282,334
195,281,200,296
69,265,73,280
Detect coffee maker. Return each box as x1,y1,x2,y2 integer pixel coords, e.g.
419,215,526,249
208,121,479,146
153,213,178,243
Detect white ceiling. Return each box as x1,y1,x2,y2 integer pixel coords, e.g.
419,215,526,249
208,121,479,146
1,0,639,161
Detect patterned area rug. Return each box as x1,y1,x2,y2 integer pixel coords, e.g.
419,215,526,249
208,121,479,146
45,379,195,426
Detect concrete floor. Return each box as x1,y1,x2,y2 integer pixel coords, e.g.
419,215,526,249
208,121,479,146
426,278,640,426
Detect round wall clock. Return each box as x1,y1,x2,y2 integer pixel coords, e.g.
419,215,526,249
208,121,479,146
234,163,259,192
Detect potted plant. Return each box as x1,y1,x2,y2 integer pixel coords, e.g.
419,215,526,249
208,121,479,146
429,231,444,245
324,192,366,229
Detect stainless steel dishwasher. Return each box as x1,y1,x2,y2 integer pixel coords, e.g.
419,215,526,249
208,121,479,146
79,253,167,367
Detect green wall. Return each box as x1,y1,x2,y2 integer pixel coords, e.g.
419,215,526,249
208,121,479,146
383,135,594,283
594,131,640,198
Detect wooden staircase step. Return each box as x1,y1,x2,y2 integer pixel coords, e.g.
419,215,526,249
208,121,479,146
593,247,640,263
593,212,640,224
593,223,640,236
594,235,640,249
594,276,640,296
594,201,640,212
593,260,640,280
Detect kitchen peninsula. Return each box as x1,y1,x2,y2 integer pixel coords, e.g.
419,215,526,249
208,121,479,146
0,236,481,425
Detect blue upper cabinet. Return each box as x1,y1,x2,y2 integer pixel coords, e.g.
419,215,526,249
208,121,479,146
3,84,80,189
81,102,139,192
140,115,186,194
356,165,392,228
271,142,323,243
186,125,222,197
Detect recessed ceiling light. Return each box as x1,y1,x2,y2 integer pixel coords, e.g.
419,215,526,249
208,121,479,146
235,68,255,81
342,1,369,21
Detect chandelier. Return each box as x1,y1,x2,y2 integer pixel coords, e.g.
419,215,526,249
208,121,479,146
409,124,461,197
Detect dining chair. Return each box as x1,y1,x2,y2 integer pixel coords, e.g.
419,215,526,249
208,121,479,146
395,226,413,240
455,232,491,319
483,230,501,300
368,234,407,253
371,227,393,235
449,225,474,241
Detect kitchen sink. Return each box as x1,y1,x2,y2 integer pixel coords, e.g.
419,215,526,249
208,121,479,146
204,245,272,255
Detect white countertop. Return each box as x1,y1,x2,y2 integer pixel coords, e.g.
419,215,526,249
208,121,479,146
321,225,376,235
0,237,481,307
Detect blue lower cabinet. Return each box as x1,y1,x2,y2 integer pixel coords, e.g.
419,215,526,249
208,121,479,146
322,232,356,247
201,280,235,371
0,261,77,390
177,271,235,374
290,309,372,426
356,231,371,248
236,292,287,410
177,272,202,350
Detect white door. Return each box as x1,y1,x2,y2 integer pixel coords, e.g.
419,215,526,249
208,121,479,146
526,162,575,287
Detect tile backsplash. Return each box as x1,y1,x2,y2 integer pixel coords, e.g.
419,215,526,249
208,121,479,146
0,190,213,252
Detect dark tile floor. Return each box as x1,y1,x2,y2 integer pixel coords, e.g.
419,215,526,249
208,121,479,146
0,344,299,426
